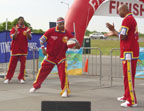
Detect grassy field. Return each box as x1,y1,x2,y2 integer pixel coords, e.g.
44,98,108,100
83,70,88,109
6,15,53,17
91,39,144,56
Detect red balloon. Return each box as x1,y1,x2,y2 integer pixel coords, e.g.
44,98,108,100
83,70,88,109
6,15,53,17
139,0,144,3
65,0,105,46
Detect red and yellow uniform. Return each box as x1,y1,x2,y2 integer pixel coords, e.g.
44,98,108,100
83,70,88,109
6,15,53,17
119,13,139,106
5,24,31,80
33,26,73,95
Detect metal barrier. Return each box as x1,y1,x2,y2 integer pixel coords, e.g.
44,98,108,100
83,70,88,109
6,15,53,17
0,63,7,78
110,48,123,86
0,48,39,80
82,47,102,86
32,48,39,80
0,47,123,87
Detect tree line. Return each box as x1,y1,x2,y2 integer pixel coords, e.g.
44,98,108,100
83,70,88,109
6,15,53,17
0,19,44,34
0,19,143,36
0,18,97,35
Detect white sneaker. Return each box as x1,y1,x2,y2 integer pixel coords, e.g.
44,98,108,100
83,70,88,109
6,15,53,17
29,87,37,93
117,96,126,102
61,89,68,98
121,100,137,107
3,79,9,84
19,79,25,84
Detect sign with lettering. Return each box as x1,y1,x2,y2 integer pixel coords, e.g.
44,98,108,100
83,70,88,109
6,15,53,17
0,31,42,63
94,0,144,18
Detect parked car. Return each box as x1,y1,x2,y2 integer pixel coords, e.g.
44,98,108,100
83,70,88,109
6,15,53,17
89,32,107,39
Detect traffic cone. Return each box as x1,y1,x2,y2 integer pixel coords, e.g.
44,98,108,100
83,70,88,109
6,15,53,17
84,58,88,72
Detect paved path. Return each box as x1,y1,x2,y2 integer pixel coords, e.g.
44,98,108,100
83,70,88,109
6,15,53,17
0,75,144,111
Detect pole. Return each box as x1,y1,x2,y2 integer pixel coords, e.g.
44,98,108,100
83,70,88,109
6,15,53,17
5,18,8,74
33,48,36,80
73,22,76,38
60,1,69,10
5,18,8,30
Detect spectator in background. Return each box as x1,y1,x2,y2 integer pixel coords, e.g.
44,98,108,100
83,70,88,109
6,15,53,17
4,16,32,84
105,4,139,107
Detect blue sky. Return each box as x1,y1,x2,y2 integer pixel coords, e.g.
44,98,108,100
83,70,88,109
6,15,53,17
0,0,144,33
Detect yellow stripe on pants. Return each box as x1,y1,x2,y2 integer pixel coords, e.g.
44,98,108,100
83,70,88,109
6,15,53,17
127,60,135,104
60,61,70,95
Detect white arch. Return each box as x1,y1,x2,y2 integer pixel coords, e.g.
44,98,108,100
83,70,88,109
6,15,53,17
65,0,144,45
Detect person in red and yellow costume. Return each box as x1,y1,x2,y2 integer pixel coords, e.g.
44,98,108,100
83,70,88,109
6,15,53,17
4,16,32,84
105,4,139,107
29,17,80,97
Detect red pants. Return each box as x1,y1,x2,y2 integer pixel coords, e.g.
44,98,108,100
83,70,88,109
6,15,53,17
5,55,26,80
122,59,137,105
33,60,68,90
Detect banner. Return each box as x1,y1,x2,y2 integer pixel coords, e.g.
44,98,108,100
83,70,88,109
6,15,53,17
27,33,42,60
136,47,144,78
0,31,11,63
66,48,83,75
94,0,144,18
39,48,83,75
0,31,42,63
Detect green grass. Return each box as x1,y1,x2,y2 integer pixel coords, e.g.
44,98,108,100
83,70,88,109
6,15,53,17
91,39,144,56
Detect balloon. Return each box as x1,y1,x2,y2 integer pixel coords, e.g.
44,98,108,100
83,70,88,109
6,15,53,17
65,0,105,46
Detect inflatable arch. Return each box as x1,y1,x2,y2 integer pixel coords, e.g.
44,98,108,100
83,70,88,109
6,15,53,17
65,0,144,46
